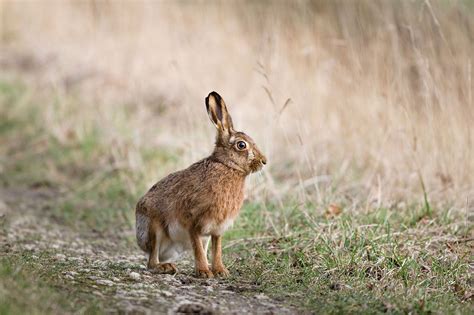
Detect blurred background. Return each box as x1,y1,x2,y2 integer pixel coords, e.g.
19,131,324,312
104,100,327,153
1,0,473,222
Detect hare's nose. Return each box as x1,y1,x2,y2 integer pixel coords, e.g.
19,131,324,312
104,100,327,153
261,157,267,165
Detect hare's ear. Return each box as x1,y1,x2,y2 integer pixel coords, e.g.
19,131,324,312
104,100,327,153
205,91,234,139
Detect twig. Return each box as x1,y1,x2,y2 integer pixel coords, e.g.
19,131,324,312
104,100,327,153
279,98,292,115
450,237,474,244
223,234,296,250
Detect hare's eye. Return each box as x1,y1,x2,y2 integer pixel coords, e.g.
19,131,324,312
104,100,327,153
236,141,247,150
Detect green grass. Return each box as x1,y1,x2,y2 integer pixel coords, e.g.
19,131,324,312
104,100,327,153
1,79,473,314
227,206,472,313
0,253,102,315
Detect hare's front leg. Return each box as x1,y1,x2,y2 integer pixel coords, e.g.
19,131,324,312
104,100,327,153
190,230,213,278
211,235,230,277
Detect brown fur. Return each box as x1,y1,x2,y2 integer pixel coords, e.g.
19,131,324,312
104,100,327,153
135,91,266,278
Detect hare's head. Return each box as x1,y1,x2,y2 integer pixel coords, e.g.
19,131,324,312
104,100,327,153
206,91,266,175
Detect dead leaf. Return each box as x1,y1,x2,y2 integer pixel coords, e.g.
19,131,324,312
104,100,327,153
326,204,342,218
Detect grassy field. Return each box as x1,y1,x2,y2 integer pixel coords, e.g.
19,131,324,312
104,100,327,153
1,1,473,314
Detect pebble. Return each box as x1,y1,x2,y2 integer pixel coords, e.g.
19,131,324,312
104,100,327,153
129,272,141,281
255,293,268,300
161,290,173,297
97,279,115,286
23,244,35,251
55,253,66,261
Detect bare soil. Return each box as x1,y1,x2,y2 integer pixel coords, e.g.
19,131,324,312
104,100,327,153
0,185,299,314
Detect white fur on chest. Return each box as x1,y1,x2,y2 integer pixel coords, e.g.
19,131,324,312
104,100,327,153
202,218,235,236
158,219,234,263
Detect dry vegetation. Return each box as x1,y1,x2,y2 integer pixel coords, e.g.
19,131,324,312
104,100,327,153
0,1,473,314
2,0,474,206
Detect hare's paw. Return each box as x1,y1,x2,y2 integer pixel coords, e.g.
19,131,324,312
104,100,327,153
195,268,214,278
212,265,230,278
150,263,177,274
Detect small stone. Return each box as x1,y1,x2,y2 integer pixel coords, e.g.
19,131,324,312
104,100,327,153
129,272,141,281
97,279,114,286
161,290,173,297
55,253,66,261
24,244,35,251
255,293,267,300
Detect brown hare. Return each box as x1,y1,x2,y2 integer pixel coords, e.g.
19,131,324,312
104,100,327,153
135,92,267,278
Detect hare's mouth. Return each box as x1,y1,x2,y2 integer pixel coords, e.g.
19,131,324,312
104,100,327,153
249,160,265,173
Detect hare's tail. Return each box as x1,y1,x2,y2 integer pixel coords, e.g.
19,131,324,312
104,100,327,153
136,211,151,253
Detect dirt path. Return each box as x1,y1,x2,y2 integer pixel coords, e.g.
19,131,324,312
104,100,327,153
0,186,298,314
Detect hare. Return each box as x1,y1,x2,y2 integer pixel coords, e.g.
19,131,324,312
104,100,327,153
135,92,267,278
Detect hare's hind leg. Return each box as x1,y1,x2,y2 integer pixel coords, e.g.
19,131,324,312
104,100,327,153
147,222,177,274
